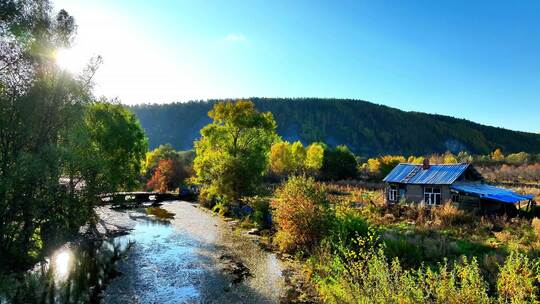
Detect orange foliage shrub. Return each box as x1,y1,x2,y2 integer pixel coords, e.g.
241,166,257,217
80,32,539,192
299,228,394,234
272,175,331,253
147,159,174,192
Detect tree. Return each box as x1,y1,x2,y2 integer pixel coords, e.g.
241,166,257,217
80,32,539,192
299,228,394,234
0,0,98,270
506,152,530,165
142,144,194,184
305,142,325,174
83,102,148,192
269,140,307,176
378,155,406,177
407,156,425,164
147,159,174,192
291,141,307,172
269,141,295,176
457,151,473,163
321,145,358,181
367,158,381,173
491,148,505,162
193,100,278,204
443,151,458,164
143,144,180,176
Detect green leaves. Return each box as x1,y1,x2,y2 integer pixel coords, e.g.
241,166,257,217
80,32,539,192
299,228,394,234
193,100,278,203
82,102,148,192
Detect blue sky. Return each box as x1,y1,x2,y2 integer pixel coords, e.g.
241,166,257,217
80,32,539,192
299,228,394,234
54,0,539,133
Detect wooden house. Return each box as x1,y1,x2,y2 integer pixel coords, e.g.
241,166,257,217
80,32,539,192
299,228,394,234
383,159,535,211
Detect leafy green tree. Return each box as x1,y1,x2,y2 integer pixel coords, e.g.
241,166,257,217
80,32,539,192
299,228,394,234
0,0,96,270
83,102,148,192
193,100,278,203
321,145,358,180
505,152,530,165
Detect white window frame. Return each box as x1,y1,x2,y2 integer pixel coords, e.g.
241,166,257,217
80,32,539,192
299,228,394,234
424,187,441,205
388,185,398,202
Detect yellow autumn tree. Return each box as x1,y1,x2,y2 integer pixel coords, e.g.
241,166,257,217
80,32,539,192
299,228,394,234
367,158,381,173
305,143,325,173
407,156,424,164
291,141,307,173
491,148,504,161
269,141,295,175
443,152,458,164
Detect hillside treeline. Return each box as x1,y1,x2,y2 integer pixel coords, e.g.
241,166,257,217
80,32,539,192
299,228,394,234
130,98,540,156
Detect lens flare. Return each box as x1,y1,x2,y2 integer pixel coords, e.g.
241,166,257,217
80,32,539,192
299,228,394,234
54,248,72,280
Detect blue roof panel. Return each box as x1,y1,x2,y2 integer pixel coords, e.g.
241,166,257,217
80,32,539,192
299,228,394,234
451,183,534,203
383,163,469,185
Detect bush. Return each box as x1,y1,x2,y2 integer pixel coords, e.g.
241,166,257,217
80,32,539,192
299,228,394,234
243,196,271,229
329,205,370,250
497,251,539,303
431,201,469,227
198,186,220,209
310,234,491,304
272,175,331,253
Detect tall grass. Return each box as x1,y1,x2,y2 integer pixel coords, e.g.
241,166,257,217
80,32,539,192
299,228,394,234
272,180,540,303
309,234,540,304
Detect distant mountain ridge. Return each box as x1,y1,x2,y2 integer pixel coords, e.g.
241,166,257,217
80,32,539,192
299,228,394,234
129,98,540,157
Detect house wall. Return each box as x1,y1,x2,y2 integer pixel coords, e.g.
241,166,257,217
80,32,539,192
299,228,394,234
441,186,451,203
405,184,423,203
398,184,451,204
385,183,452,204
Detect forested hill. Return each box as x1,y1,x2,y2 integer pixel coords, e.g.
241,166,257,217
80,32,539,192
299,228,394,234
129,98,540,156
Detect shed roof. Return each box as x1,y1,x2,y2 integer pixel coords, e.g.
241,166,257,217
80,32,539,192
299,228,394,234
451,183,534,203
383,163,469,185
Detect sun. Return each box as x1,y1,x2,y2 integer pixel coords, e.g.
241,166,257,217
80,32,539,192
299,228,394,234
55,48,87,74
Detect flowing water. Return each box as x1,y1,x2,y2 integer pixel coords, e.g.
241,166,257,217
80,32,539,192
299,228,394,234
1,201,287,303
102,201,285,303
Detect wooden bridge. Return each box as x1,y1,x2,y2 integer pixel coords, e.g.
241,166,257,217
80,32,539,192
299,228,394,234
99,192,181,208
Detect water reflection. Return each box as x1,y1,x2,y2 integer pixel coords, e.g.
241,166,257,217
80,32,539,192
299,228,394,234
0,235,130,303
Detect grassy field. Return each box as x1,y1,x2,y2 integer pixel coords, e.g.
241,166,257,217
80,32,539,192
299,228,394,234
295,182,540,303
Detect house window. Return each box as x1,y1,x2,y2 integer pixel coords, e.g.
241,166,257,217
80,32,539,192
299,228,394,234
424,187,441,205
388,185,398,202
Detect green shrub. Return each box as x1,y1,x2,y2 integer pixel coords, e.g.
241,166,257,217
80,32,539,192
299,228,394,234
211,202,230,216
198,186,224,209
329,205,370,250
310,233,492,304
243,196,271,229
497,251,539,303
272,175,331,253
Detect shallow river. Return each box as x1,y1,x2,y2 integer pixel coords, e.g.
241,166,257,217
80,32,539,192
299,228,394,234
0,201,292,303
101,201,285,303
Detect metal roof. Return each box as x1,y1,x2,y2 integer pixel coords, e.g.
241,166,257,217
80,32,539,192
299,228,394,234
451,183,534,203
383,163,470,185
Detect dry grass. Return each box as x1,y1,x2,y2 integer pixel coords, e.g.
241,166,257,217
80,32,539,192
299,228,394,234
321,182,540,254
532,218,540,240
431,201,469,227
